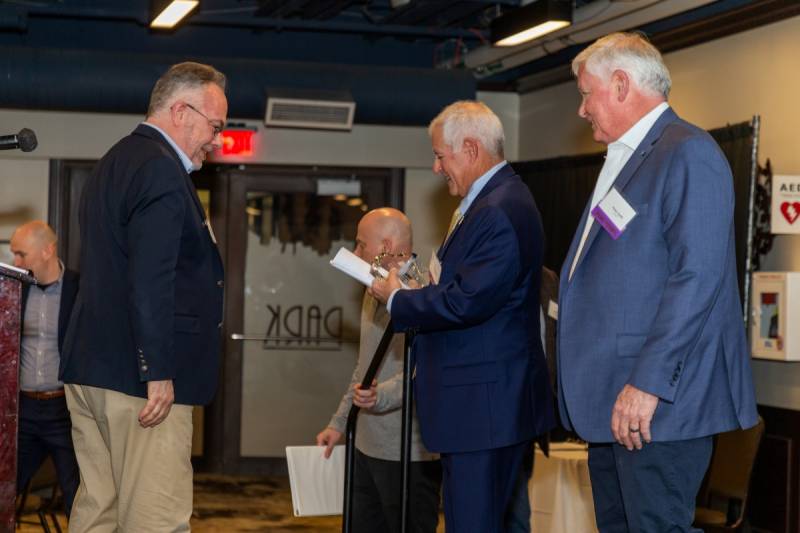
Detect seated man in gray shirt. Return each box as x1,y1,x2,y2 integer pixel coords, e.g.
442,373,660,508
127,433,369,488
10,221,80,515
317,207,441,533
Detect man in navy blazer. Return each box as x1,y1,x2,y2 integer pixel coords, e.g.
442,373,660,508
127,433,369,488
11,221,80,514
61,62,227,532
372,101,554,532
558,33,758,532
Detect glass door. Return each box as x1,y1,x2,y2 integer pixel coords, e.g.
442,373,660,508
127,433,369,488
217,166,399,467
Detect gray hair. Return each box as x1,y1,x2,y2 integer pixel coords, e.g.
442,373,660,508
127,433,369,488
572,32,671,98
428,101,505,158
147,61,227,116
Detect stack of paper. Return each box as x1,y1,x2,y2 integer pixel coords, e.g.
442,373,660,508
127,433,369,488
285,445,345,517
329,247,388,287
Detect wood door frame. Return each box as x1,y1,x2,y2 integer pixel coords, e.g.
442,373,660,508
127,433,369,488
48,159,96,271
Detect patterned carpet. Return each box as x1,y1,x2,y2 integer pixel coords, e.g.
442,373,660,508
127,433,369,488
18,473,421,532
190,474,341,532
19,473,447,531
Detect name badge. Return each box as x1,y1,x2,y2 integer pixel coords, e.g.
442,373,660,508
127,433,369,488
429,249,442,285
590,188,637,240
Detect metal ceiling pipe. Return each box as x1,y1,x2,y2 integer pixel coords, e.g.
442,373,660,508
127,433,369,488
0,46,476,126
464,0,717,78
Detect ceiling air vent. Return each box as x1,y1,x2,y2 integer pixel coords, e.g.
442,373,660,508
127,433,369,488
265,88,356,131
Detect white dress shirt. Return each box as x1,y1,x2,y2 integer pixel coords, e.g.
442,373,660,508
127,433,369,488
569,102,670,279
141,122,195,173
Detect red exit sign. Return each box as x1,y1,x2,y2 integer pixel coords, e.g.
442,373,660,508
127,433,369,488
220,129,255,156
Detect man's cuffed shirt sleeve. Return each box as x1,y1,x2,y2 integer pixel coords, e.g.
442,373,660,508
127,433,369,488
386,288,401,313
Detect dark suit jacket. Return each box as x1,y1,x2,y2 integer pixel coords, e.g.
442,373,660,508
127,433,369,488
558,108,758,442
21,268,79,355
61,124,225,406
391,163,555,453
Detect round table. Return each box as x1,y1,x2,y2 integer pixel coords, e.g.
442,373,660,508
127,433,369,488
529,442,598,533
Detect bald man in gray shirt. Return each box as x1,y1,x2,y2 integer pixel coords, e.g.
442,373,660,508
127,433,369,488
317,208,441,533
11,221,80,515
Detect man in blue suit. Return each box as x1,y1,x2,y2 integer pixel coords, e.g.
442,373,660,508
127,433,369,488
61,62,227,532
558,33,758,532
372,101,554,532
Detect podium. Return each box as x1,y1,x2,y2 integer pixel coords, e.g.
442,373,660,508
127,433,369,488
0,264,35,532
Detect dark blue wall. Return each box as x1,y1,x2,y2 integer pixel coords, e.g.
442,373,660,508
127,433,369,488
0,46,476,125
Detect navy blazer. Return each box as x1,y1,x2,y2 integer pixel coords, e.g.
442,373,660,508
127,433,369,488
557,108,758,443
392,164,555,454
21,268,79,355
61,125,225,406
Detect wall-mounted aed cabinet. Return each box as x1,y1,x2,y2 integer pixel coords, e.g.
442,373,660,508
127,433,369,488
751,272,800,361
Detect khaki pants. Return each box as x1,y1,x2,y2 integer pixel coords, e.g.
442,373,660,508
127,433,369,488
65,384,194,533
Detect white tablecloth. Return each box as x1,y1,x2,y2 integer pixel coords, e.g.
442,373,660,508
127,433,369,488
529,442,598,533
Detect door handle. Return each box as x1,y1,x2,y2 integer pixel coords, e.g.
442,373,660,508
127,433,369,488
230,333,357,344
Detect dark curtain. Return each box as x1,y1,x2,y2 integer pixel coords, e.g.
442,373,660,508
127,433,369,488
708,122,756,306
516,153,604,273
516,120,755,304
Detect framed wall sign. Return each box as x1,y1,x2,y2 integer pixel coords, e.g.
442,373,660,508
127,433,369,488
771,174,800,234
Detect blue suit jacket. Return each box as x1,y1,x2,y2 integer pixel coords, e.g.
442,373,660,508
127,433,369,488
392,163,555,453
61,125,225,406
557,108,758,443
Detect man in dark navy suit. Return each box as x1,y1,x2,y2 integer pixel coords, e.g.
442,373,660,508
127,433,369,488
11,221,79,515
61,62,227,532
371,101,554,532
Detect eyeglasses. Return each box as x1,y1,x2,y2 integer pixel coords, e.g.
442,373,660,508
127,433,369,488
184,102,224,136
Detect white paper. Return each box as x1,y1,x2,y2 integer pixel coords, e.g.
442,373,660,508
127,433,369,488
204,219,218,245
548,300,559,320
286,445,345,516
428,249,441,285
329,247,388,287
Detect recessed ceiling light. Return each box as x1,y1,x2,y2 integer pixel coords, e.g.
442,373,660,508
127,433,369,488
151,1,198,29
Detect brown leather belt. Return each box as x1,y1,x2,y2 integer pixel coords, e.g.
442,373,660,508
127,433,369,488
21,389,65,400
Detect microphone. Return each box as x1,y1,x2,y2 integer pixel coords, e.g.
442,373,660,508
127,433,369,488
0,128,37,152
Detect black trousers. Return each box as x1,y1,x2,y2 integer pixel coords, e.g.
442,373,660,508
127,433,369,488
17,394,80,515
352,449,442,533
588,437,713,533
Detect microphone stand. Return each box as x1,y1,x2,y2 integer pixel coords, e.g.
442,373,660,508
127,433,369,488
343,321,394,533
399,330,415,533
342,322,415,533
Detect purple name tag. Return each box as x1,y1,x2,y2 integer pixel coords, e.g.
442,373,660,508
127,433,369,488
591,204,623,240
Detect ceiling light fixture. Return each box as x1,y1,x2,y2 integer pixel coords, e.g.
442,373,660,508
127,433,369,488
150,1,198,29
491,0,572,47
346,198,364,207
